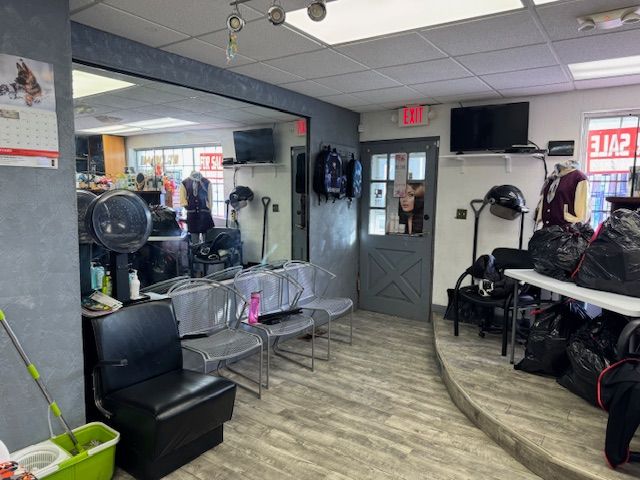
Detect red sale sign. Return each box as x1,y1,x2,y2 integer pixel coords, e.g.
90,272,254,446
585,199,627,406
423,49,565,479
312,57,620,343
586,127,640,174
199,152,223,171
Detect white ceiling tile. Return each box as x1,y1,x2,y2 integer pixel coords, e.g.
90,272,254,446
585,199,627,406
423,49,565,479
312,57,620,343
73,104,116,117
536,0,640,41
265,49,367,79
282,80,342,97
377,58,471,85
241,105,284,117
228,62,304,84
111,86,185,103
162,39,255,68
352,104,388,113
377,98,438,110
103,0,261,36
96,110,157,123
336,33,445,69
75,116,110,130
71,4,189,48
410,77,493,97
422,11,545,56
433,91,502,104
314,71,401,93
146,83,202,97
575,74,640,90
499,83,574,97
81,93,151,110
481,66,569,89
353,86,427,104
204,94,252,109
456,44,558,75
553,29,640,65
199,22,322,61
216,109,272,123
162,98,225,114
321,94,371,108
130,104,209,119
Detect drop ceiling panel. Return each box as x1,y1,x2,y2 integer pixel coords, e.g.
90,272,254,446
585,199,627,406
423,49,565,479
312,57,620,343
314,70,401,93
73,104,116,117
377,58,471,85
81,93,151,110
205,94,253,109
71,4,189,48
103,0,261,36
281,80,342,97
481,65,569,89
111,86,185,104
131,104,210,120
410,77,493,97
536,0,640,41
200,22,322,61
553,29,640,65
162,39,255,68
353,86,426,104
377,98,437,110
162,98,225,114
433,91,502,104
265,49,367,79
575,74,640,90
422,11,545,56
498,82,574,97
336,33,446,69
96,110,157,123
228,62,304,85
216,109,274,123
321,94,371,108
146,83,204,97
456,44,558,75
75,116,111,130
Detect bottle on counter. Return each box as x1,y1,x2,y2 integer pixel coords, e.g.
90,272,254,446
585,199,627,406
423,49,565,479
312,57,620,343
129,269,140,300
102,271,112,296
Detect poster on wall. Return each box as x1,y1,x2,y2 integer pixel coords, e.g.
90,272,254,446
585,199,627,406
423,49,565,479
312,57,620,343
386,182,426,236
586,127,640,174
393,153,408,197
0,54,58,169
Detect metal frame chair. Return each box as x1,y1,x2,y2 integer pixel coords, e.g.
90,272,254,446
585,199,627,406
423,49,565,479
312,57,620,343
140,275,190,294
168,278,264,398
234,268,315,389
284,261,354,358
204,265,243,282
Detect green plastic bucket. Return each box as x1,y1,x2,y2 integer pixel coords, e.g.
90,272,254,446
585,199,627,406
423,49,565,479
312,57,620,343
43,422,119,480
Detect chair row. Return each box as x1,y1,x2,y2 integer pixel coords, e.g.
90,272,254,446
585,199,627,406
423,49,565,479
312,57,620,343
141,261,354,399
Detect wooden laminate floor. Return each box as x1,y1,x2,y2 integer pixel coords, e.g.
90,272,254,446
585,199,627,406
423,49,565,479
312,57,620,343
115,310,538,480
433,314,640,480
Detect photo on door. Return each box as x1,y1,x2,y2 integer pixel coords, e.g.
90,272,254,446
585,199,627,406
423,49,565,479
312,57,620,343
386,182,425,235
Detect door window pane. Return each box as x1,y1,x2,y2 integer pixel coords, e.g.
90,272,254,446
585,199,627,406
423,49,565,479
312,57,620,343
371,154,388,180
389,156,395,181
408,152,426,181
370,182,386,208
368,209,386,236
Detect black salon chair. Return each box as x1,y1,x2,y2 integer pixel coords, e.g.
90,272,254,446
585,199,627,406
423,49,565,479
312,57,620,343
91,300,236,480
452,248,541,356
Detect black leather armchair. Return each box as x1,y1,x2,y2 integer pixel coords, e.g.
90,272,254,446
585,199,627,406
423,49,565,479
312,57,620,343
91,300,236,480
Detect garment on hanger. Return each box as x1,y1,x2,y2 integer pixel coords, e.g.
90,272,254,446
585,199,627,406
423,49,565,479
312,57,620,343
180,171,214,234
536,162,590,227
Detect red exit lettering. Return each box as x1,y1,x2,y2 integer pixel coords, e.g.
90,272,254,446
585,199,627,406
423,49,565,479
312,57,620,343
400,106,425,127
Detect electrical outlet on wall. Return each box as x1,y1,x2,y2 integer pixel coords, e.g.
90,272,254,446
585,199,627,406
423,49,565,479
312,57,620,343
456,209,467,219
272,204,279,212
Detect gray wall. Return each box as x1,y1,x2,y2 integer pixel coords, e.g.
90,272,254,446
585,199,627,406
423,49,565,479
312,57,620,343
71,23,360,300
0,0,85,450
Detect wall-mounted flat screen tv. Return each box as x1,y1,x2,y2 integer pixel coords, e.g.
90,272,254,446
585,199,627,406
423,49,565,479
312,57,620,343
233,128,275,163
450,102,529,153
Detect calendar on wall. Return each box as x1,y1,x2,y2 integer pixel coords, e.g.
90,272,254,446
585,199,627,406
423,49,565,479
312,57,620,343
0,53,58,169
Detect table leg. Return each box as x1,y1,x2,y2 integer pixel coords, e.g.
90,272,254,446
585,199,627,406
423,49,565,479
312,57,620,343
510,281,519,364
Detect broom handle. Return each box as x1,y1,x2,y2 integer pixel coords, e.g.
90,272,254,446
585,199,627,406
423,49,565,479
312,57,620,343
0,310,82,452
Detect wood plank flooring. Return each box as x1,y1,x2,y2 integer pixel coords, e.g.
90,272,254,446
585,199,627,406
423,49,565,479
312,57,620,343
433,314,640,480
115,311,538,480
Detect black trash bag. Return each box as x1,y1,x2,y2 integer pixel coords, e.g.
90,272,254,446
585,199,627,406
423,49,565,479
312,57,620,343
150,205,182,237
557,311,628,405
528,223,593,281
515,301,589,376
576,209,640,297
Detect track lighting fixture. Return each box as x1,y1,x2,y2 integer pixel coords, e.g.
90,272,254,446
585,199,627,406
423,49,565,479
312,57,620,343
227,2,245,32
268,1,286,25
307,0,327,22
577,6,640,32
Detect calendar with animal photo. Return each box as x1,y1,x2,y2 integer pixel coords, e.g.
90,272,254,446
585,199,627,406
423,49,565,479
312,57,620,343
0,54,55,111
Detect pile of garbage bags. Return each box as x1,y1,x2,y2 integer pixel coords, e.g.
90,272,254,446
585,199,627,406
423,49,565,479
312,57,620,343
528,223,593,281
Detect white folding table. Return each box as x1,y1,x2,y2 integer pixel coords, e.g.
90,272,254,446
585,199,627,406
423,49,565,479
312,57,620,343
504,269,640,364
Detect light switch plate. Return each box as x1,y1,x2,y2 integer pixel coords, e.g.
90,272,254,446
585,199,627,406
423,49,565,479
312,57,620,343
456,209,467,219
272,204,279,212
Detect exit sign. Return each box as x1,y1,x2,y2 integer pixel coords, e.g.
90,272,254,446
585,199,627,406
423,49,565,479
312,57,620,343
399,105,429,127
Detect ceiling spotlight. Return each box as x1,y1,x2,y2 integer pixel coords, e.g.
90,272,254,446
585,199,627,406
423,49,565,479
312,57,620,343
227,2,245,32
577,17,596,32
307,0,327,22
622,10,640,25
268,2,286,25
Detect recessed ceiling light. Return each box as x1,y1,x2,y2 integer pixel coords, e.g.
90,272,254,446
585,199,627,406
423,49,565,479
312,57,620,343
532,0,561,4
286,0,523,45
569,55,640,80
72,70,135,99
126,117,198,128
80,125,143,134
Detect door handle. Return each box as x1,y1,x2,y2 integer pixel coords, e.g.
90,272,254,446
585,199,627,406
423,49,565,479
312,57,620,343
424,214,430,221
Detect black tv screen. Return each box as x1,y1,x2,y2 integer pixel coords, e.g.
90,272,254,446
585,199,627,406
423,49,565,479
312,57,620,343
450,102,529,153
233,128,275,163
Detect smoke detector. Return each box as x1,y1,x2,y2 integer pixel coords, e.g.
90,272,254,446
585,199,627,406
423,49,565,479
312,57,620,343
577,6,640,32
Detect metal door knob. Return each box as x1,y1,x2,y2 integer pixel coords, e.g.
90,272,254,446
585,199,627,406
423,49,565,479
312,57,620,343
424,214,430,221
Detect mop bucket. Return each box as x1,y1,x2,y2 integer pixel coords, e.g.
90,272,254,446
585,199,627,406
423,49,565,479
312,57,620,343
12,423,119,480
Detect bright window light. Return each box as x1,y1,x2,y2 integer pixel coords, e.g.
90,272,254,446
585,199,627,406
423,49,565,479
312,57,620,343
569,55,640,80
126,117,198,128
285,0,524,45
72,70,135,99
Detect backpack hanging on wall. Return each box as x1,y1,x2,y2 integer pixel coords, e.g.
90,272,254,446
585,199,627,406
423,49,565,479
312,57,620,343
313,146,345,203
346,153,362,199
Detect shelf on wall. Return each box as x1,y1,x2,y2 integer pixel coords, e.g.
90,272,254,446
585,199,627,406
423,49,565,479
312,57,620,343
223,162,279,177
440,153,545,174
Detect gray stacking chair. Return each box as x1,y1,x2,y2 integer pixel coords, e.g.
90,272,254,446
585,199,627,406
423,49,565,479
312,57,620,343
168,278,263,398
204,265,242,282
140,275,190,294
234,268,315,389
283,261,354,358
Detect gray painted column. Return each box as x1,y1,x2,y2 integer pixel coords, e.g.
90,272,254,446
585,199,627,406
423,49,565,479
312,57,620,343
0,0,84,450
